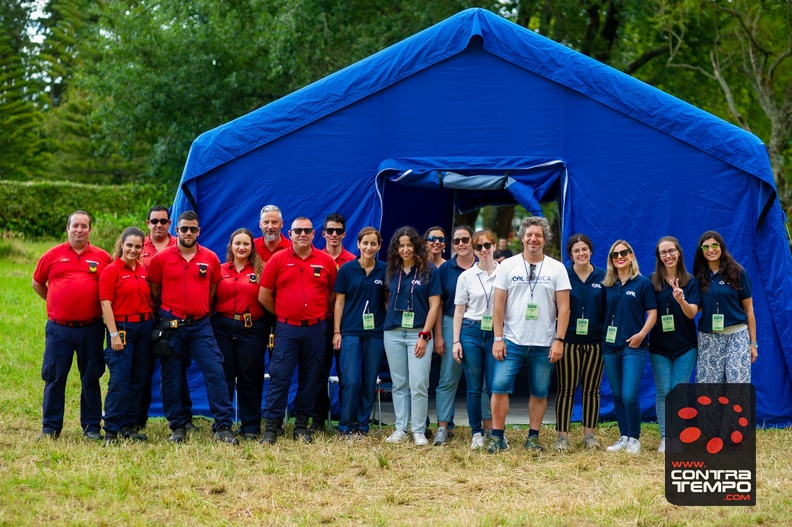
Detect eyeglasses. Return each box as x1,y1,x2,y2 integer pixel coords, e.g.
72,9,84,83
571,247,589,255
701,243,720,251
453,237,471,245
148,218,169,225
426,236,445,244
659,248,677,257
324,228,344,235
609,249,632,259
292,228,313,235
474,242,493,251
178,226,199,234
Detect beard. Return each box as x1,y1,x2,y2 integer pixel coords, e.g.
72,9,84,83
264,231,279,243
179,237,197,248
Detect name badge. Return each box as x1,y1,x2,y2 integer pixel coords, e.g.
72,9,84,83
661,314,675,332
481,314,493,331
312,265,322,278
712,314,725,331
576,318,589,335
525,303,539,320
401,311,414,329
362,313,375,330
198,263,208,277
606,325,618,344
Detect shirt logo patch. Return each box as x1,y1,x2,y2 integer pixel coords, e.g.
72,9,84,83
59,258,70,263
591,283,602,288
411,279,422,286
626,291,637,297
87,260,99,273
198,263,208,277
374,279,383,285
249,274,257,283
311,265,323,278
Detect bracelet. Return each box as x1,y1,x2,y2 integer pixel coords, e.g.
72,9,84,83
453,340,460,344
750,342,758,347
334,331,341,335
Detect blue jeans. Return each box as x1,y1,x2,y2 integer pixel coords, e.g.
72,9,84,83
384,328,431,434
491,340,552,398
459,319,495,435
160,315,234,431
435,315,463,423
338,335,385,433
602,347,646,439
262,320,326,420
650,348,697,438
41,320,105,434
103,319,153,433
212,315,266,434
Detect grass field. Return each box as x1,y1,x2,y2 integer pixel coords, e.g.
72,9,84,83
1,239,790,526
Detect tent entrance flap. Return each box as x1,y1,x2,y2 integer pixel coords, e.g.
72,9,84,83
376,157,566,218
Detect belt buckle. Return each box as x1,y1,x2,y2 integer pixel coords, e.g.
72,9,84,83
300,320,309,327
233,315,242,321
169,320,179,329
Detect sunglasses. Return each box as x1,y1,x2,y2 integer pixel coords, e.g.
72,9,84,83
426,236,445,244
178,226,199,234
474,242,493,251
609,249,632,259
291,228,313,235
659,248,677,257
148,218,170,225
324,228,345,235
453,237,471,245
701,243,720,251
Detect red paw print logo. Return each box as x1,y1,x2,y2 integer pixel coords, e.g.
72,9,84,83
676,395,749,454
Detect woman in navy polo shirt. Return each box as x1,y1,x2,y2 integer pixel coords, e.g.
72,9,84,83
99,227,153,443
692,231,757,383
424,226,447,268
332,227,387,439
554,233,606,451
649,236,700,453
212,228,266,440
602,240,657,454
383,226,441,446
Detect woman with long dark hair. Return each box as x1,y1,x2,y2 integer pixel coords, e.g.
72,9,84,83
649,236,700,453
383,226,441,445
424,226,447,268
692,231,757,383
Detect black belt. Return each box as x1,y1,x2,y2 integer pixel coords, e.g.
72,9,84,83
166,314,208,328
49,317,101,328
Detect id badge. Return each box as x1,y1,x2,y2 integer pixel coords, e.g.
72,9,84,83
481,314,493,331
362,313,375,330
118,331,126,347
576,318,589,335
525,303,539,320
605,325,618,344
401,311,415,328
712,314,725,331
661,314,675,332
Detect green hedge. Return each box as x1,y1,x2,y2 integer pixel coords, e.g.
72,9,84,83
0,180,172,251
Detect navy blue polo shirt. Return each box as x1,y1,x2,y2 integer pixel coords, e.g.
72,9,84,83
384,264,441,331
334,259,387,336
602,274,657,353
648,274,701,356
438,255,477,318
564,264,607,344
698,269,752,333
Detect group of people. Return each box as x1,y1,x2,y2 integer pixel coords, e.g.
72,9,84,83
32,208,757,453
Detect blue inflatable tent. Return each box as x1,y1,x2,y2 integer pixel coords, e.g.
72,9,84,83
170,8,792,426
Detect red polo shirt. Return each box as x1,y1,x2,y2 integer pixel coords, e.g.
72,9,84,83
254,235,291,262
99,258,153,317
324,247,356,317
260,246,337,321
33,242,112,322
147,244,221,319
215,262,265,319
142,234,177,269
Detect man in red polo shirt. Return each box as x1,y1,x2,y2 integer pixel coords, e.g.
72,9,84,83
258,217,337,444
311,212,356,432
137,204,196,433
147,210,238,445
254,204,291,263
32,211,112,440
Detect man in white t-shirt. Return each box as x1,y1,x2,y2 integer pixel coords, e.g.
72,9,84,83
488,217,570,452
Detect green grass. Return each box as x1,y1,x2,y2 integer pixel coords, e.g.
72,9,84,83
1,246,790,526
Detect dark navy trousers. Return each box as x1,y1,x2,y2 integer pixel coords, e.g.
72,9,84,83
103,319,153,433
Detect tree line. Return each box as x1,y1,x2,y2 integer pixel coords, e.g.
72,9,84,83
2,0,790,213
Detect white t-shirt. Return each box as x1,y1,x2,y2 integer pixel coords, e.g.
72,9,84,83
493,254,571,346
454,262,499,321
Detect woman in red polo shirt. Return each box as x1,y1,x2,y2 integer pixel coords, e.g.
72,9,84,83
99,227,153,443
212,228,266,440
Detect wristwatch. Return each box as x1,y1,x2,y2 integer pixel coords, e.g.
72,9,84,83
418,331,432,341
494,337,504,342
554,337,565,343
110,332,119,338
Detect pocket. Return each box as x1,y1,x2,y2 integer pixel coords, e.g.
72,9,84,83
41,359,55,383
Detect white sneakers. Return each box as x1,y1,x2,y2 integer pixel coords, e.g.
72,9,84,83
470,432,485,450
413,432,429,446
606,435,629,452
625,437,641,454
385,429,408,443
657,438,666,453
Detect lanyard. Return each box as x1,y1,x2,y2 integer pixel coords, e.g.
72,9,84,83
610,279,628,325
396,267,417,311
476,272,493,310
522,256,545,301
576,265,593,319
709,269,722,314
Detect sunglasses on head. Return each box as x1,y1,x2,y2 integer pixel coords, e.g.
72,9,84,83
148,218,169,225
474,242,493,251
178,226,199,234
701,243,720,251
426,235,445,244
609,249,632,259
291,227,313,235
324,227,344,235
453,236,471,245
